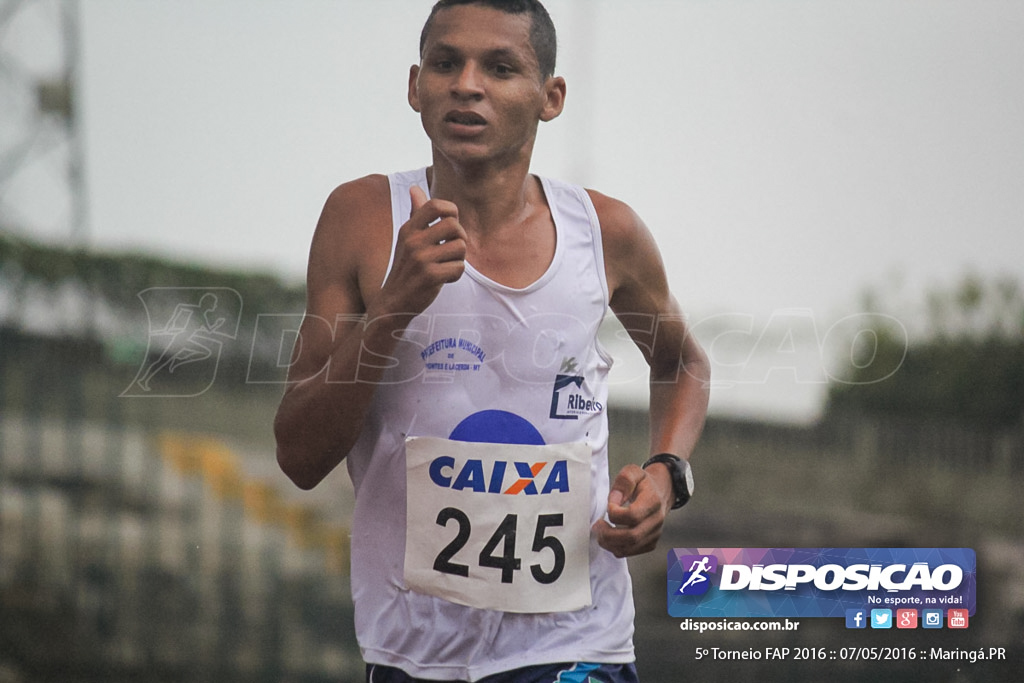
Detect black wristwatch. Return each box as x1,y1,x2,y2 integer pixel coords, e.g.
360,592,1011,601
642,453,693,509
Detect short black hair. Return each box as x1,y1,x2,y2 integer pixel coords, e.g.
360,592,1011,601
419,0,557,79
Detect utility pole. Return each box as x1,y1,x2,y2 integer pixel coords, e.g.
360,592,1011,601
0,0,88,245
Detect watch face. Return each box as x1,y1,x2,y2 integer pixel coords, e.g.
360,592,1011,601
669,459,692,508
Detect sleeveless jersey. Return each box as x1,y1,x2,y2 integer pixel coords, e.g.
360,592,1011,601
346,168,635,681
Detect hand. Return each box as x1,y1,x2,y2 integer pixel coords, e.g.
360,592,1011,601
593,463,675,558
376,186,467,316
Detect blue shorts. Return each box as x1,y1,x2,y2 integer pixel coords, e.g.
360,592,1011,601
366,662,639,683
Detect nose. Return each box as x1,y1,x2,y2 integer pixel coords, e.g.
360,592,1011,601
451,62,484,99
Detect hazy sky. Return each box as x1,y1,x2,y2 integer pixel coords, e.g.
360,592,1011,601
57,0,1022,314
4,0,1024,420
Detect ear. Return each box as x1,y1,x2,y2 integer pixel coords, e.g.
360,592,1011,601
408,64,421,112
539,75,566,122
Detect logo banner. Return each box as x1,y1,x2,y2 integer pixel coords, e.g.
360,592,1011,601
668,548,976,618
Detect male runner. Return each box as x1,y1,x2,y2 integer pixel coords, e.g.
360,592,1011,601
274,1,710,680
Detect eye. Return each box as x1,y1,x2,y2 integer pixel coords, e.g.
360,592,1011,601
492,63,514,77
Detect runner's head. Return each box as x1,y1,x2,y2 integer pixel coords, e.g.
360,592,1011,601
420,0,557,80
409,0,567,165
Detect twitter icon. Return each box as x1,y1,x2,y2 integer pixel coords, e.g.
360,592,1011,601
870,609,893,629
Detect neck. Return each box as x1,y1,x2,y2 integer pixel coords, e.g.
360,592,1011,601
425,148,555,289
427,151,537,235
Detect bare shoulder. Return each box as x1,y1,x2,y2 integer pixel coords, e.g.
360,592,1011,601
323,174,390,217
307,174,393,314
314,174,391,254
585,189,645,249
585,189,669,306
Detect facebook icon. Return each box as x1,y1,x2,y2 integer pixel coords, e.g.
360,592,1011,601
846,609,867,629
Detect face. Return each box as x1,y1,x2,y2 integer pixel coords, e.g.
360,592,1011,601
409,4,565,168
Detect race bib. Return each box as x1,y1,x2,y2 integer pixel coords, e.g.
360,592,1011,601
404,436,593,613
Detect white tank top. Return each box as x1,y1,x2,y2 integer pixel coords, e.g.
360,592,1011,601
347,168,635,680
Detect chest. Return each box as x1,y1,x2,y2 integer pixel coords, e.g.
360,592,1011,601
464,214,556,290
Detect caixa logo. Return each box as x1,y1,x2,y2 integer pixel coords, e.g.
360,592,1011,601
429,457,570,495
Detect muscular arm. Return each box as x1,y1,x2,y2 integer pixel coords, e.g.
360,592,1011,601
273,177,466,489
588,191,711,557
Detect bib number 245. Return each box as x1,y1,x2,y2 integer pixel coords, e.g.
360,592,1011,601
404,436,592,613
433,508,565,585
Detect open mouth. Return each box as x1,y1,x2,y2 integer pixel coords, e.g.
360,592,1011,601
444,111,487,126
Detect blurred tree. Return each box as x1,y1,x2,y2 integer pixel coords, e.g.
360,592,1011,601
0,232,305,371
827,272,1024,428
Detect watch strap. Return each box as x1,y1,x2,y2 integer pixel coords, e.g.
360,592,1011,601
641,453,693,509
